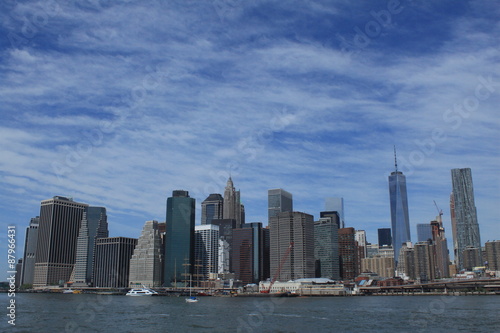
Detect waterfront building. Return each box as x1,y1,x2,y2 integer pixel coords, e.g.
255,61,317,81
270,212,315,281
223,177,244,227
324,197,345,229
361,256,394,278
232,222,269,284
396,242,414,279
33,196,88,287
129,220,164,288
314,217,340,280
417,223,433,243
194,224,219,281
212,218,237,274
378,228,392,247
201,194,224,225
73,207,108,287
20,217,39,286
259,278,345,295
450,168,481,270
485,240,500,271
338,227,358,281
164,190,195,287
268,189,293,220
389,148,411,265
462,246,482,271
414,241,435,282
94,237,137,288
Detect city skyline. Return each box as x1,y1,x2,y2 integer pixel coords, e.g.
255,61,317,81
1,1,499,278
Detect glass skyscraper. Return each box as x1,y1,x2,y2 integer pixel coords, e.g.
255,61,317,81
268,188,293,221
416,223,433,243
164,190,195,287
201,193,223,225
450,168,481,270
389,152,411,265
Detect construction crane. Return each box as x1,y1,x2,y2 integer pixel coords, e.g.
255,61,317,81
261,242,294,293
434,200,443,217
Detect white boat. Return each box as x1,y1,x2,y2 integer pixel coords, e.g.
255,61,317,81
185,275,199,303
63,289,75,294
126,285,158,296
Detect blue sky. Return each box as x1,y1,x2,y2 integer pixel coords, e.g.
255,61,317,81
1,0,499,279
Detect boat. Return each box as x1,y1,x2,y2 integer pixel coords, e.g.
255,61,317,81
185,275,199,303
126,285,159,296
63,289,74,294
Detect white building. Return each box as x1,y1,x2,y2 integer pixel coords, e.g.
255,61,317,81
195,224,219,280
259,278,346,295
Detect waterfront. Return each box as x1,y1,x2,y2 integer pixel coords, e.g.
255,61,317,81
2,293,499,332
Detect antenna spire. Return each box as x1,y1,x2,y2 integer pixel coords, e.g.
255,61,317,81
394,145,398,172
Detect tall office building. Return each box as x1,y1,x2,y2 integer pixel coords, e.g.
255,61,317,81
417,223,433,243
164,190,195,287
270,212,315,281
389,148,411,265
212,219,237,274
361,257,394,278
397,242,415,279
450,168,481,270
232,222,269,284
338,227,358,280
314,217,340,280
223,177,244,227
355,230,367,259
129,220,164,288
73,207,108,286
485,240,500,271
414,241,435,282
268,189,293,220
194,224,219,281
201,194,224,225
378,228,392,247
325,197,344,228
33,196,88,287
94,237,137,288
21,217,39,286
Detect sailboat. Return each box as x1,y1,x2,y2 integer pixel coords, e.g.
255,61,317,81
185,274,198,303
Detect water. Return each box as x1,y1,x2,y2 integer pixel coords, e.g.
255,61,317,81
2,293,500,332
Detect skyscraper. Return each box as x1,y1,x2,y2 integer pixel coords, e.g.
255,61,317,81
338,227,358,280
33,196,88,287
94,237,137,288
201,194,224,225
389,148,411,265
73,207,108,287
194,224,219,281
378,228,392,247
268,189,293,220
223,177,244,227
21,217,39,286
450,168,481,270
485,240,500,271
430,215,450,278
269,212,315,281
232,222,269,284
325,197,344,228
164,190,195,287
129,220,164,288
314,217,340,280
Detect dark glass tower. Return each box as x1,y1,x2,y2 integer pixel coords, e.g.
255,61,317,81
450,168,481,270
378,228,392,247
201,193,223,225
164,190,195,287
389,148,411,265
21,217,39,286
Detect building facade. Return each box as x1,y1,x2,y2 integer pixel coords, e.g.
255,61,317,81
324,197,344,228
33,196,88,287
94,237,137,288
223,177,244,227
164,190,195,287
361,256,394,278
314,217,340,280
21,217,39,286
485,240,500,271
378,228,392,247
73,207,108,286
450,168,481,270
194,224,219,281
270,212,315,281
430,216,450,278
129,220,164,288
268,189,293,220
417,223,433,243
389,162,411,266
201,194,224,225
338,227,358,281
